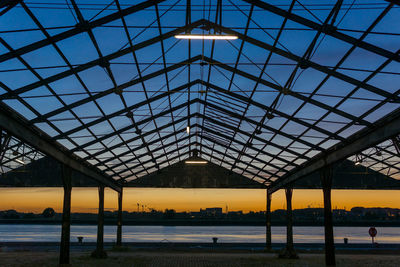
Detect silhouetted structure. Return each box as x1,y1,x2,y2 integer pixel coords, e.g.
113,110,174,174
0,1,399,266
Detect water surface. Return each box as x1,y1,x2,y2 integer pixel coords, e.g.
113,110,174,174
0,225,399,243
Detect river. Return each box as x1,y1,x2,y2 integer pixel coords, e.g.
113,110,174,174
1,225,399,243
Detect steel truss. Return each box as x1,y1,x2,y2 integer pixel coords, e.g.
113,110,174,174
0,0,399,191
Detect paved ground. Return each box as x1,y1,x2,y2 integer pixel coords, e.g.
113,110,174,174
2,241,398,253
1,251,400,267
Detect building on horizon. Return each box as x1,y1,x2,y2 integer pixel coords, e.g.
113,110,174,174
200,207,223,217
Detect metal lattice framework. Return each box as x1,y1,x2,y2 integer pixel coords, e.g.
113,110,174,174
0,0,399,192
0,129,45,174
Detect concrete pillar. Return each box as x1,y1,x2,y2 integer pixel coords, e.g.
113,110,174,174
279,186,298,259
116,188,123,247
59,165,72,266
91,185,107,258
321,166,335,266
266,190,272,251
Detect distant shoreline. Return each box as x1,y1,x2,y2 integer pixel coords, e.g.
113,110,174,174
1,219,400,227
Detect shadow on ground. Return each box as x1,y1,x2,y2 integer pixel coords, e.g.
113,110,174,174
1,251,400,267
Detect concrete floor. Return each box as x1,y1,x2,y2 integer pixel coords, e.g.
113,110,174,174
1,251,400,267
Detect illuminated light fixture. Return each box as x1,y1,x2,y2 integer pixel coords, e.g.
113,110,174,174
376,147,382,156
186,126,190,134
185,160,208,164
175,34,238,40
354,154,362,165
15,158,25,165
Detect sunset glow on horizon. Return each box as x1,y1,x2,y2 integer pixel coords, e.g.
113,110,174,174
1,188,400,214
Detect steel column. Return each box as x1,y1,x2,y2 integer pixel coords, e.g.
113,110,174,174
321,166,335,266
279,187,298,259
116,188,123,247
286,188,294,253
266,190,272,251
91,185,107,258
59,164,72,265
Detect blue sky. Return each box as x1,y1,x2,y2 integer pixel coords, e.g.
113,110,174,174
0,0,399,182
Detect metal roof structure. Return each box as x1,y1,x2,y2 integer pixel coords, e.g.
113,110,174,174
0,129,45,173
0,0,399,193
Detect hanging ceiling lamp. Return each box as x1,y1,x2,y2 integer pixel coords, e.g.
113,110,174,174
354,154,363,165
176,0,237,40
15,158,25,165
185,160,208,164
175,34,237,40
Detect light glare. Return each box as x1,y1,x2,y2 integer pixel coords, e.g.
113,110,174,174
185,160,208,164
15,158,25,165
175,34,238,40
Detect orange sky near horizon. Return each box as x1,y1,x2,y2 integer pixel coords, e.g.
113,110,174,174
1,188,400,213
